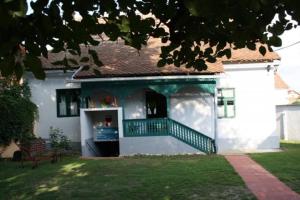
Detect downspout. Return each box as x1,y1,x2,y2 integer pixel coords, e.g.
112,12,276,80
283,111,288,140
213,82,219,153
71,66,83,80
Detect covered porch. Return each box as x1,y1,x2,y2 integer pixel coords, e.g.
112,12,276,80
79,78,217,156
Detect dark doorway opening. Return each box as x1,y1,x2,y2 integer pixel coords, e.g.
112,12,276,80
146,91,167,118
95,141,119,157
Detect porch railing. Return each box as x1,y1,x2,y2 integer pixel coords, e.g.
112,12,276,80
123,118,216,154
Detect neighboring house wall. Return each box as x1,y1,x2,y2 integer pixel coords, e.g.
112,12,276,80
274,89,290,105
0,142,19,158
217,63,279,152
276,105,300,140
27,72,81,143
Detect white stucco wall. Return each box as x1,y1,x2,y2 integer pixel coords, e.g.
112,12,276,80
80,108,123,157
217,63,279,152
124,89,146,119
120,136,202,155
123,87,215,138
276,105,300,141
170,87,215,138
27,72,81,142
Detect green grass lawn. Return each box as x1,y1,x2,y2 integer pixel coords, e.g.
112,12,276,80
0,155,255,200
251,141,300,194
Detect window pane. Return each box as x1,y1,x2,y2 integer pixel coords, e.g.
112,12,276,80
217,99,224,106
217,105,225,118
57,89,80,117
227,100,234,105
227,105,235,117
70,94,79,115
59,96,67,116
217,88,235,118
70,101,78,115
222,89,234,98
217,89,222,97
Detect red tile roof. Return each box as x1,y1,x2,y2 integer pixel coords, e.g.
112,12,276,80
41,38,280,79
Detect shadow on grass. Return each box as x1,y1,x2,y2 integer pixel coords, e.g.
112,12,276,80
0,155,255,200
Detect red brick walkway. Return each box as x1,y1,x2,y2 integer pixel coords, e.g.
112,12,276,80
225,155,300,200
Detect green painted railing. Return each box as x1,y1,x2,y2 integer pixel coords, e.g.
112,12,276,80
123,118,216,154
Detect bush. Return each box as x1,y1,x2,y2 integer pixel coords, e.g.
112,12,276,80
49,127,71,152
0,79,37,147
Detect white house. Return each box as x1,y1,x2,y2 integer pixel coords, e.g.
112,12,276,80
274,73,300,141
27,38,281,156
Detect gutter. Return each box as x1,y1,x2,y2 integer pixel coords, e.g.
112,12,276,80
67,74,221,83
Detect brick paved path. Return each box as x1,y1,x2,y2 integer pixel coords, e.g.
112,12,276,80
225,155,300,200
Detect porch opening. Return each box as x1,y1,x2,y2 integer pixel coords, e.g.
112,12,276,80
80,108,123,157
94,141,119,157
146,91,167,118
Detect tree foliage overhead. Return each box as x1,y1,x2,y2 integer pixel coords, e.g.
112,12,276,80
0,0,299,79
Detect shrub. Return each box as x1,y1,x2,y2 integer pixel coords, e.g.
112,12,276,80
0,79,37,147
49,127,71,151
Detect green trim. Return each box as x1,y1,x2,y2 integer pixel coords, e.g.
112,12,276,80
56,89,81,118
80,78,216,106
123,118,216,154
217,88,235,118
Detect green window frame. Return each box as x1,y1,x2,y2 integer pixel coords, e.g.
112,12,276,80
56,89,81,117
217,88,235,118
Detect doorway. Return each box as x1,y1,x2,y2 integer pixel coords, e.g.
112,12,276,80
146,91,167,118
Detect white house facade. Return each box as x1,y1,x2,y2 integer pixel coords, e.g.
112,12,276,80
27,38,281,156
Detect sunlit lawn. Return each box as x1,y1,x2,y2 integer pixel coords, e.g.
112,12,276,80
251,141,300,194
0,155,255,200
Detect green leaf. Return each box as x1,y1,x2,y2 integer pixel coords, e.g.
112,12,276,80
14,62,24,80
24,54,45,80
285,23,293,31
206,56,217,63
11,0,28,17
259,46,266,56
157,59,166,67
161,37,169,43
224,49,232,59
246,43,256,50
269,36,282,47
204,47,213,57
153,28,167,37
194,59,207,70
174,59,180,67
0,56,14,77
166,58,173,65
88,49,103,67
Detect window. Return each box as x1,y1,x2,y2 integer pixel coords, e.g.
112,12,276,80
56,89,81,117
217,88,235,118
